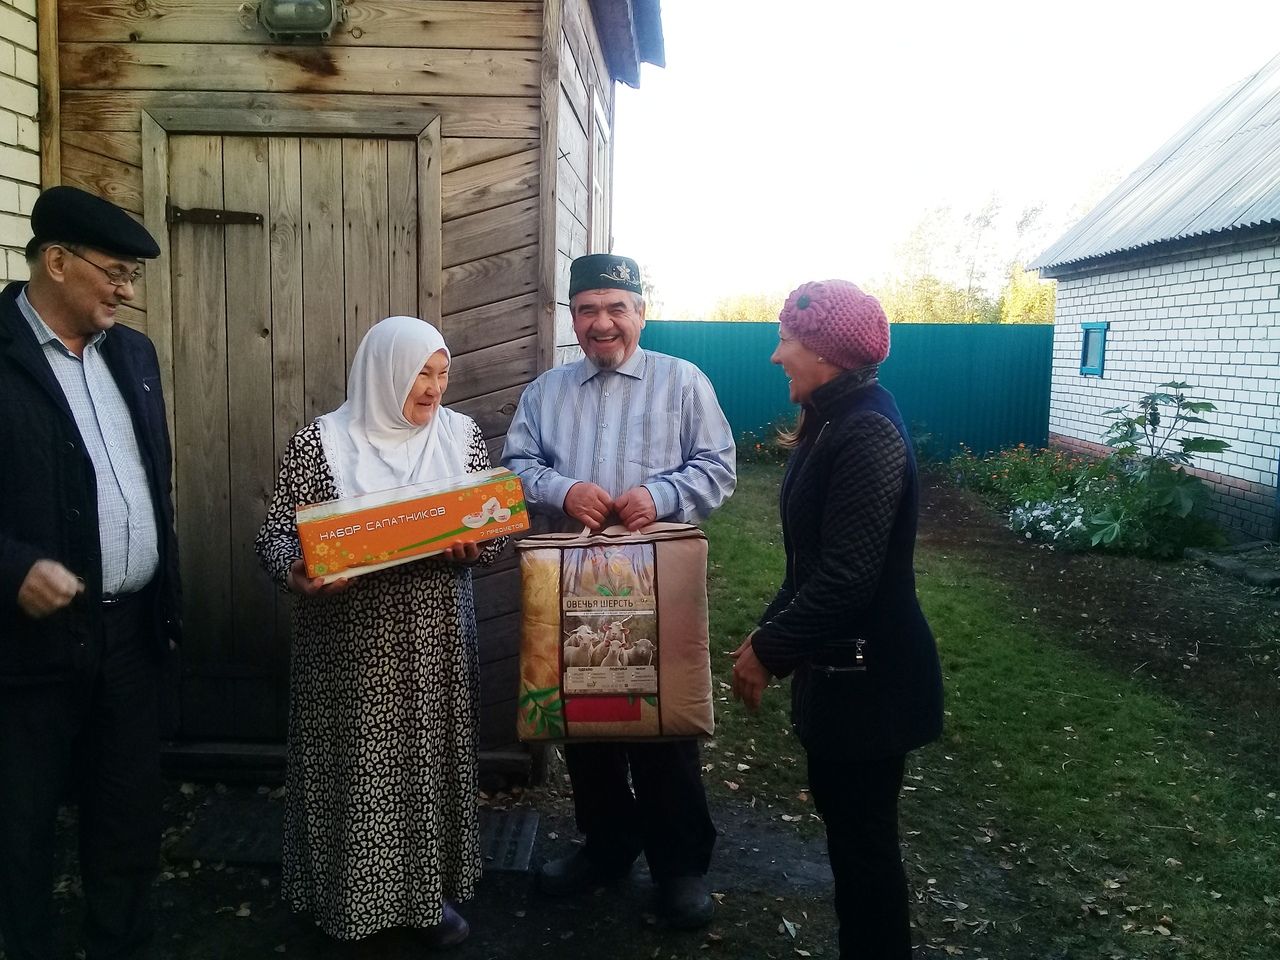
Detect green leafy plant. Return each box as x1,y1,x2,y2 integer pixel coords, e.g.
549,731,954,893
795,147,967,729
1100,380,1230,476
1088,382,1230,556
948,390,1228,558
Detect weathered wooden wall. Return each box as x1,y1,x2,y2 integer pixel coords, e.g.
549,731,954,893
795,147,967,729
553,0,612,364
51,0,572,751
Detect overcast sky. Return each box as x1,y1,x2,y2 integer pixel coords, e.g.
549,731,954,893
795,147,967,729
611,1,1280,316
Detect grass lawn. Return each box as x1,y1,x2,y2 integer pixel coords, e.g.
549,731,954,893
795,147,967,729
702,462,1280,959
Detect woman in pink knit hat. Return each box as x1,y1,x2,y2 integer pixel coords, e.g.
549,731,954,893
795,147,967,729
731,280,943,959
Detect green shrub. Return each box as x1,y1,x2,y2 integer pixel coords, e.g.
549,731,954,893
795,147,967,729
1087,381,1231,557
949,382,1230,559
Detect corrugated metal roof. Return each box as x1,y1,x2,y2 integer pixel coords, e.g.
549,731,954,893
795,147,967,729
1032,52,1280,273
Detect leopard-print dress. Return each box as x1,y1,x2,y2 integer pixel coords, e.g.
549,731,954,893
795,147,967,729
255,417,503,940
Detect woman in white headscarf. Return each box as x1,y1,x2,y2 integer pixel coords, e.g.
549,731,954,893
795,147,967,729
255,316,503,949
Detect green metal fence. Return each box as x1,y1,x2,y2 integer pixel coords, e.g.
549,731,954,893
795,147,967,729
639,321,1052,457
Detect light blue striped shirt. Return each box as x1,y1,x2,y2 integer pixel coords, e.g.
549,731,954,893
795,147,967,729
502,347,736,528
18,288,159,594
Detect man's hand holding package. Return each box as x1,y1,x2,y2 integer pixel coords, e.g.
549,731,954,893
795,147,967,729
564,481,613,530
613,486,657,531
18,559,84,618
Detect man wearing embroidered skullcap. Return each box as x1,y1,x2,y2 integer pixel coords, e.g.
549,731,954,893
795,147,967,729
731,279,943,959
0,185,182,959
503,253,736,929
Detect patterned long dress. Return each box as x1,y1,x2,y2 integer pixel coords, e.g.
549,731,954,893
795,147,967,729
255,417,503,940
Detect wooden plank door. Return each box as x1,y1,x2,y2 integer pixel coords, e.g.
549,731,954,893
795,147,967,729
168,134,421,740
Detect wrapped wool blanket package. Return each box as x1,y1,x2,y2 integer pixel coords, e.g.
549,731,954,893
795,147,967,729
516,523,714,740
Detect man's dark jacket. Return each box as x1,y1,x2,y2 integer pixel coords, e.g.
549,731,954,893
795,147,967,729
752,372,943,759
0,280,181,680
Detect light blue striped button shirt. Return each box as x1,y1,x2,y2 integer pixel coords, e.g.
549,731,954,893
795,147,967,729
502,347,737,528
18,289,159,594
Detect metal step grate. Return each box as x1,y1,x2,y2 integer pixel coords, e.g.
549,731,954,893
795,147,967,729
169,796,284,865
169,796,538,874
478,808,539,873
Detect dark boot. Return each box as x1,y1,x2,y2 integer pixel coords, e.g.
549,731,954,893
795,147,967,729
420,901,469,950
537,848,634,896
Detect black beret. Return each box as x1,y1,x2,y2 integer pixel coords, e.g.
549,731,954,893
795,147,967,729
29,186,160,259
569,253,643,299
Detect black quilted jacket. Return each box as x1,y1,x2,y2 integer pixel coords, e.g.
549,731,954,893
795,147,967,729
751,369,943,758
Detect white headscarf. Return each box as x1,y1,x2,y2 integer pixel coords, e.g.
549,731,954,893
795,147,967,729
317,316,468,497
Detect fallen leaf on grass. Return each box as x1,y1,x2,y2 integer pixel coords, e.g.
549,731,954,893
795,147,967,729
779,918,798,938
235,903,251,918
724,781,740,791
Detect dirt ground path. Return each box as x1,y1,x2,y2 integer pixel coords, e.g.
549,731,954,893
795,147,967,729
918,476,1280,782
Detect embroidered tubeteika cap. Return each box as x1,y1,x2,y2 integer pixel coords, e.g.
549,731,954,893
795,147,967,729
569,253,643,299
778,279,890,370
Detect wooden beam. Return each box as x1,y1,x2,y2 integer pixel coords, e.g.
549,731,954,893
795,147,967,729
37,0,60,186
61,130,143,166
450,383,526,440
442,196,538,268
537,0,562,373
386,138,418,318
140,111,174,442
60,142,142,213
442,136,539,174
442,244,537,316
62,91,540,138
61,1,542,49
417,116,443,328
60,42,540,98
446,333,539,404
441,147,538,221
441,291,538,356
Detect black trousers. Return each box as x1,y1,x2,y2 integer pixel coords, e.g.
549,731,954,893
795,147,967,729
807,751,910,960
0,596,161,960
564,739,716,880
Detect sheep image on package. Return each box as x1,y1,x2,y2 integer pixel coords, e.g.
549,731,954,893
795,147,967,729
516,523,715,740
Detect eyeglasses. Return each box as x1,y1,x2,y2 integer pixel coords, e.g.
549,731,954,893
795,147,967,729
57,246,143,286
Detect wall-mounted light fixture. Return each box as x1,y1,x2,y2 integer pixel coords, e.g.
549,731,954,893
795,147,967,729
256,0,345,42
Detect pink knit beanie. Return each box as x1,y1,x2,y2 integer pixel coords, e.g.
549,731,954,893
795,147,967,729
778,279,890,370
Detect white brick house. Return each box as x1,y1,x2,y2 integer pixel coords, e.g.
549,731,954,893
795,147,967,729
1033,54,1280,541
0,0,39,285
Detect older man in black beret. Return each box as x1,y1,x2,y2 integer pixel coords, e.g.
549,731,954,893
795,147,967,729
0,186,181,960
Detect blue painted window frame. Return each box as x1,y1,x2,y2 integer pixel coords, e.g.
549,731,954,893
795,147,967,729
1080,322,1108,376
